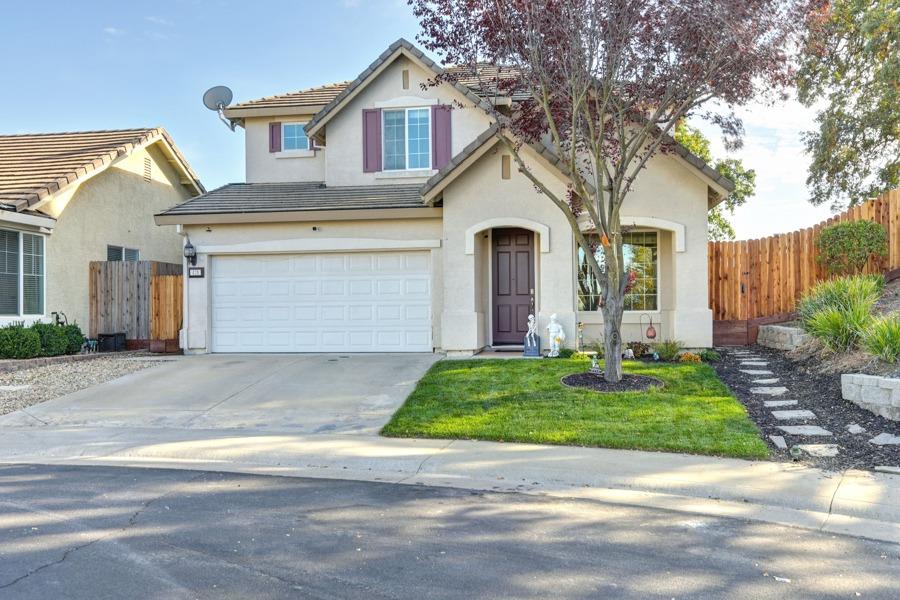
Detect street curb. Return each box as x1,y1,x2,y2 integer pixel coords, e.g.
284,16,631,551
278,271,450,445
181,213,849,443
4,455,898,546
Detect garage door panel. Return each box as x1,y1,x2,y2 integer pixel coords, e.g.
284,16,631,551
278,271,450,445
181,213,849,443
212,251,432,353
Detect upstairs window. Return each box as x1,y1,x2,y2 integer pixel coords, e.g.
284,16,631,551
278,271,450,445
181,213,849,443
282,123,310,151
108,245,140,262
383,108,431,171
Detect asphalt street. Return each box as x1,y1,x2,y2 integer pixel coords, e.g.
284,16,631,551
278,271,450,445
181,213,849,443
0,464,897,599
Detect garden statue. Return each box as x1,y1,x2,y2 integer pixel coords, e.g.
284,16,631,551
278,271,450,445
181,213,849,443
523,314,541,357
590,355,601,375
623,349,635,360
546,313,566,358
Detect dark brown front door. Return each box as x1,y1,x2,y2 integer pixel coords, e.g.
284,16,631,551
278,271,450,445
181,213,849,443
492,228,535,345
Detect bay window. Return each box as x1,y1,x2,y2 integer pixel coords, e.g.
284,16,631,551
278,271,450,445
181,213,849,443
0,228,45,317
383,108,431,171
577,231,658,311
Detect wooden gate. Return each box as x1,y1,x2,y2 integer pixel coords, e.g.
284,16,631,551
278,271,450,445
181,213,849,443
708,189,900,345
89,261,183,351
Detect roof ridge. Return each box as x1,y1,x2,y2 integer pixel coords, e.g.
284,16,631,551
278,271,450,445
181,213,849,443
0,127,159,139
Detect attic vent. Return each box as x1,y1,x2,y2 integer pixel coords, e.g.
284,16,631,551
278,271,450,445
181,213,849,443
143,157,152,183
402,69,410,90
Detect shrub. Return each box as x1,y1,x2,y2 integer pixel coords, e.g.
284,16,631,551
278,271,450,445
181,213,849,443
626,341,650,357
62,324,85,354
571,351,593,360
816,220,888,276
654,339,683,362
30,323,69,357
556,348,575,358
805,303,874,352
798,275,883,331
862,314,900,363
698,349,721,362
679,351,701,363
0,326,41,359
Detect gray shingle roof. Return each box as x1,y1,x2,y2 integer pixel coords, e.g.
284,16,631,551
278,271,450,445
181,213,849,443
156,182,426,216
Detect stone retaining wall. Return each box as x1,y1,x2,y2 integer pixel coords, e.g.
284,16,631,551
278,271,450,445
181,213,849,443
756,325,810,351
841,374,900,421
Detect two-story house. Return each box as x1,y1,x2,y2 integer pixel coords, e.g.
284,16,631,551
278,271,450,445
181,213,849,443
156,39,732,355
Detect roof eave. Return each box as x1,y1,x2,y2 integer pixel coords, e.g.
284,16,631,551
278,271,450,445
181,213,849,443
155,205,442,226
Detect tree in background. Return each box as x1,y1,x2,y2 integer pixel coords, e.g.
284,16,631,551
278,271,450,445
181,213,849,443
410,0,810,381
797,0,899,210
674,122,757,240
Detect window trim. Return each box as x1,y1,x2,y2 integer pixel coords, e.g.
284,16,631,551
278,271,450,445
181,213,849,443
280,121,311,153
576,229,660,313
382,107,431,172
0,227,46,318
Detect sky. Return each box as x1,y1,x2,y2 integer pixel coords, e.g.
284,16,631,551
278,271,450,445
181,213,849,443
0,0,835,240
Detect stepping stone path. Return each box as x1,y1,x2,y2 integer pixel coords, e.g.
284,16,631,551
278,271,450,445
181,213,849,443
729,349,900,461
869,433,900,446
795,444,840,458
764,400,798,407
772,410,817,420
777,425,833,436
750,386,788,396
769,435,788,449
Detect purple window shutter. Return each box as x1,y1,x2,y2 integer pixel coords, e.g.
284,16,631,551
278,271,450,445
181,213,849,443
269,122,281,153
362,109,382,172
432,105,452,169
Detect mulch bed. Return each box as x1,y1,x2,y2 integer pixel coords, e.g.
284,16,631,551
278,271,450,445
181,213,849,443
561,372,664,393
714,346,899,472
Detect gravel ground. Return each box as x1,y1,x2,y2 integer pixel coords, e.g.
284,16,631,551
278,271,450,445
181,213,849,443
714,346,899,472
0,355,163,417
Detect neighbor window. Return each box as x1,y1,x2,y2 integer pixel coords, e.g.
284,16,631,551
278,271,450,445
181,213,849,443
107,245,140,262
383,108,430,170
577,231,658,311
282,123,310,151
0,229,45,316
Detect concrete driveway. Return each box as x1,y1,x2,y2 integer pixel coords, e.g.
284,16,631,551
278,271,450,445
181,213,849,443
0,353,440,434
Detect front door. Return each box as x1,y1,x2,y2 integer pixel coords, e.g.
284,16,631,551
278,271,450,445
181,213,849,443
492,228,535,345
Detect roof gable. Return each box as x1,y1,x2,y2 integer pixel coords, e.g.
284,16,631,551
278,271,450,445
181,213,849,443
0,128,204,212
304,38,494,140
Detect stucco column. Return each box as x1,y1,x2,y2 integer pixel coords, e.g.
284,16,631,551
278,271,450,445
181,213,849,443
440,232,484,354
671,232,713,348
183,253,210,353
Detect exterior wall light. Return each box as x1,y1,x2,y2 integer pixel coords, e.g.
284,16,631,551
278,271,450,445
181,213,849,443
184,239,197,266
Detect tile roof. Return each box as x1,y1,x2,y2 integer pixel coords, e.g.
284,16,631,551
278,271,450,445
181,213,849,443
156,182,426,216
227,82,352,112
0,128,203,211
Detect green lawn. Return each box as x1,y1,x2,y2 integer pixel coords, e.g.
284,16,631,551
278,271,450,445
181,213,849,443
382,358,769,459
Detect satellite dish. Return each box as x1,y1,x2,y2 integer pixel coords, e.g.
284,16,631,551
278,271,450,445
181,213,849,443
203,85,233,111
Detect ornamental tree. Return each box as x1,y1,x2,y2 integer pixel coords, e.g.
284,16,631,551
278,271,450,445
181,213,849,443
410,0,812,381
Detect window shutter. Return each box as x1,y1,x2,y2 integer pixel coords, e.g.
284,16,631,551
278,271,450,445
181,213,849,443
362,108,382,172
431,104,452,170
269,122,282,153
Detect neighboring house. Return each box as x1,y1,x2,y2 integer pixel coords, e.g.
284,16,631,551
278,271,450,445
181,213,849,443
156,39,732,355
0,128,204,329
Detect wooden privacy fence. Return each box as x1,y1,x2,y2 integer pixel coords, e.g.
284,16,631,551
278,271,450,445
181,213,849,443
89,261,183,352
709,188,900,345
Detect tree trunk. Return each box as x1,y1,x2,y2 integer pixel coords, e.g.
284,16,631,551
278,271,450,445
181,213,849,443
602,286,624,382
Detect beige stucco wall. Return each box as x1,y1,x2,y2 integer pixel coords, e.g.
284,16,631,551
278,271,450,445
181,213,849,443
181,217,444,353
39,143,192,330
438,144,713,353
245,115,326,183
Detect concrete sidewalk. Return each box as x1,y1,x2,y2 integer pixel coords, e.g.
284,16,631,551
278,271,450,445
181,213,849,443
1,426,898,545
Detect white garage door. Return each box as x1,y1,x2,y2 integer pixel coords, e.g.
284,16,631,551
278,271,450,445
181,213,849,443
211,251,432,353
